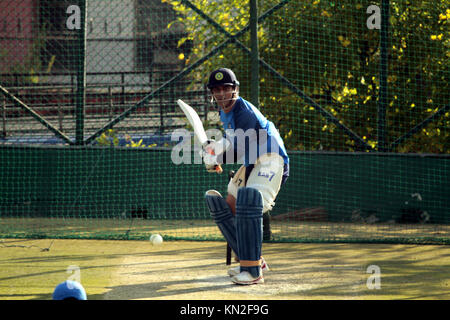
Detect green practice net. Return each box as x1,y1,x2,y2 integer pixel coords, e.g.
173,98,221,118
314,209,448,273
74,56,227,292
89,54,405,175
0,0,449,244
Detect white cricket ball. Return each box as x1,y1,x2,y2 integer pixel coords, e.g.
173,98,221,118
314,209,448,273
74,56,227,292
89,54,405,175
150,234,163,245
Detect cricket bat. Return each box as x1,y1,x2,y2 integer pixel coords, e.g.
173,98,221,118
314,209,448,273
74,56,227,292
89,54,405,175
177,99,223,174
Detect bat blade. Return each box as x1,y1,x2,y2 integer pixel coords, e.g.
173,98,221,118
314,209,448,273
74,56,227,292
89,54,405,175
177,99,222,174
177,99,208,145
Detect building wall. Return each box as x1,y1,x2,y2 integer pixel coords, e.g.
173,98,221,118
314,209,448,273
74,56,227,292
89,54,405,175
1,0,183,89
0,0,37,73
86,0,135,74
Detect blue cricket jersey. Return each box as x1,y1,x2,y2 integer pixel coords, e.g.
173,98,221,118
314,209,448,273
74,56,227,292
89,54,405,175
218,97,289,167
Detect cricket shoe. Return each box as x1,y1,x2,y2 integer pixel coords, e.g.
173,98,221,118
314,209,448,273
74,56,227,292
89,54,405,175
227,257,269,277
231,270,264,285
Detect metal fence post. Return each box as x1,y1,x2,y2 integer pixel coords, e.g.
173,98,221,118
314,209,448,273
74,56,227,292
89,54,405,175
378,0,389,152
250,0,259,107
75,0,87,145
2,96,6,138
108,85,113,121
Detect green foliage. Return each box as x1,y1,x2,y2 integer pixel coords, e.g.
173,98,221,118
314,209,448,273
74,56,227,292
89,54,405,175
0,26,47,84
95,130,158,148
96,129,120,147
165,0,448,153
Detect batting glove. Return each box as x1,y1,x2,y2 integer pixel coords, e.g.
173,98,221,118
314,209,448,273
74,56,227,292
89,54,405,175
199,140,217,173
202,151,219,173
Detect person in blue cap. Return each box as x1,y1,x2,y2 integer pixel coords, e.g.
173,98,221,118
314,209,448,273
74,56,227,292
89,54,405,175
52,280,87,300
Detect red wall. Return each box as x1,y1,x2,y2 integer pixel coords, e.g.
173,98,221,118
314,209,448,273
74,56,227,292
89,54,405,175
0,0,37,73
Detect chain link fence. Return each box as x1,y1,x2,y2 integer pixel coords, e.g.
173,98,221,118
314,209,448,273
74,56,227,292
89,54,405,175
0,0,449,243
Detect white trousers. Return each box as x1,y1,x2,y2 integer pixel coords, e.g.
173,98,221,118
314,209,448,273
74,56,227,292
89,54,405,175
227,153,284,213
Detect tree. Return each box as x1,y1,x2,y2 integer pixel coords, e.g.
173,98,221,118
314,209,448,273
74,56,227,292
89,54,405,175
164,0,449,153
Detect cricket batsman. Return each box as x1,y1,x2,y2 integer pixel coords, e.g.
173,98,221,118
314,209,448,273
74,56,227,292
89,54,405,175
202,68,289,285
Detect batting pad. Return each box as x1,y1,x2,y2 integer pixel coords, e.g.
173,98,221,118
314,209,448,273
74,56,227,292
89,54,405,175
205,190,238,256
236,187,263,278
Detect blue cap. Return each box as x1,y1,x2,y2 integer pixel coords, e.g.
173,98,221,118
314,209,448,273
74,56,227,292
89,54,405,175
52,280,87,300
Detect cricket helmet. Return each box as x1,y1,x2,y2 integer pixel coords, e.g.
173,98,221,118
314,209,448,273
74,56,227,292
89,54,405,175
207,68,240,89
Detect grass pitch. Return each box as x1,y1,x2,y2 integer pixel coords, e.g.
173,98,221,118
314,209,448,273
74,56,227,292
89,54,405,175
0,238,449,300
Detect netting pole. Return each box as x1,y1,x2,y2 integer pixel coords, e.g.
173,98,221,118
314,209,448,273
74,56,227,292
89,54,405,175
378,0,389,152
250,0,259,107
2,96,6,138
75,0,87,145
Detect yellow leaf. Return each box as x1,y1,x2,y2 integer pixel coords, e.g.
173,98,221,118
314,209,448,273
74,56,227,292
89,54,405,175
178,53,185,60
29,67,39,84
388,75,397,83
343,86,350,95
338,35,351,47
46,55,56,73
